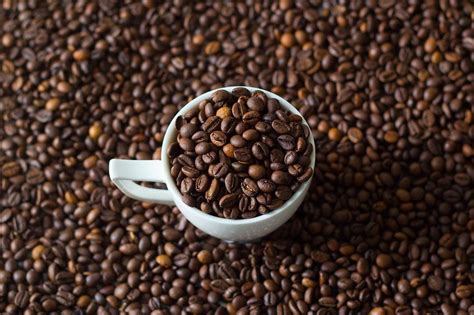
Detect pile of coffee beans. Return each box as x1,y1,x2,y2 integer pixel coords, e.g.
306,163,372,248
1,1,473,314
168,88,313,218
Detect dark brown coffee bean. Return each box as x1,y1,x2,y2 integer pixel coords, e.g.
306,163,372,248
277,135,296,150
241,178,259,197
271,171,291,185
272,120,291,134
242,111,261,125
212,90,231,102
180,177,193,193
195,142,212,155
221,116,237,134
230,135,246,148
248,165,266,180
210,131,227,147
211,162,229,178
257,179,276,193
177,154,194,167
242,129,260,141
180,123,198,138
247,96,265,112
232,102,247,119
224,173,239,193
219,193,239,208
275,186,292,201
182,166,200,178
232,87,251,97
234,147,253,163
14,290,29,308
203,116,222,133
255,121,272,133
192,130,209,143
202,151,218,164
251,142,270,160
178,137,194,151
205,178,220,201
297,167,313,183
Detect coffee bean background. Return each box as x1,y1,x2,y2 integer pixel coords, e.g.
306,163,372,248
1,1,473,314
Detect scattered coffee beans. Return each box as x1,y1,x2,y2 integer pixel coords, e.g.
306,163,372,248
1,1,473,314
168,88,313,218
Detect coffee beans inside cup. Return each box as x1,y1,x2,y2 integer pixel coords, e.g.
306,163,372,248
167,88,313,219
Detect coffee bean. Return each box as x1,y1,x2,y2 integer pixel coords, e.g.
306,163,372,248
251,142,270,160
211,162,229,178
219,193,239,208
277,135,295,150
271,171,291,185
192,175,208,193
242,129,260,141
234,147,253,163
272,120,291,134
178,137,194,151
221,116,237,134
56,291,75,307
248,165,266,180
257,179,276,193
182,193,196,207
242,111,261,125
224,173,239,193
203,116,222,133
206,178,220,201
241,178,259,197
210,131,227,147
180,177,193,194
180,123,198,138
182,166,200,178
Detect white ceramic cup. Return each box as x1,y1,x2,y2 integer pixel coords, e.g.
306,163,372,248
109,86,315,242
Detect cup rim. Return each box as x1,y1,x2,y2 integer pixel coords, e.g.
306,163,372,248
161,86,316,225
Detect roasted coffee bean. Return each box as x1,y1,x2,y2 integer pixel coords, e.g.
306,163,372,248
230,135,247,148
271,171,291,185
232,102,247,119
180,123,198,138
234,147,253,163
192,131,209,143
277,135,296,150
205,178,220,201
251,142,270,160
210,131,227,147
221,117,237,134
178,137,194,151
242,129,260,141
202,152,218,164
241,178,259,197
272,120,291,134
275,186,292,201
180,177,194,194
224,173,239,193
219,193,239,208
257,179,276,193
242,111,261,125
211,162,229,178
195,142,212,155
182,166,200,178
248,165,266,180
247,96,265,112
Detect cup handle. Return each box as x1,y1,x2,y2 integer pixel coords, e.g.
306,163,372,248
109,159,175,206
